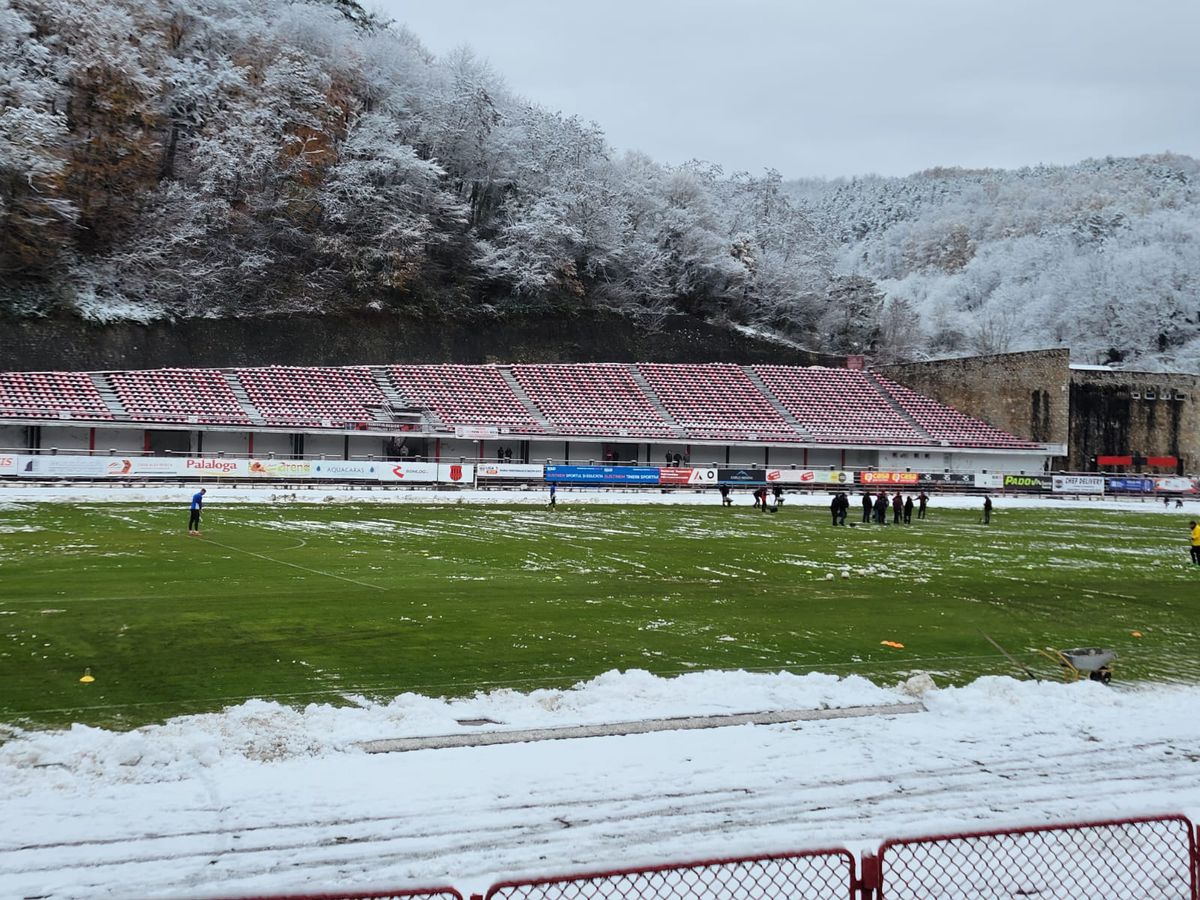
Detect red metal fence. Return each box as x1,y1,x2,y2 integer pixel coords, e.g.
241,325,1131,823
224,888,463,900
479,849,856,899
227,814,1200,900
873,814,1197,900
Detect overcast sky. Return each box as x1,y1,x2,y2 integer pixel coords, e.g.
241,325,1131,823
369,0,1199,180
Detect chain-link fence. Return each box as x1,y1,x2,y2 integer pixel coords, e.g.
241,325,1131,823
480,850,856,900
223,888,464,900
214,815,1200,900
876,815,1197,899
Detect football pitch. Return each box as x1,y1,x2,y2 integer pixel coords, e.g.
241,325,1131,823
0,499,1196,730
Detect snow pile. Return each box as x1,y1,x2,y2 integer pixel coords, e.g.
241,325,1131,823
3,670,1200,899
0,670,902,784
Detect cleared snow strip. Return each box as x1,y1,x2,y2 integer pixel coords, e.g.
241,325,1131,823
359,702,925,753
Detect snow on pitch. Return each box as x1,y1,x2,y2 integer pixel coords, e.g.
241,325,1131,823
2,486,1199,898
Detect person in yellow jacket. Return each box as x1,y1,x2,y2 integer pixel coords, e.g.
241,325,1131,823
1191,520,1200,565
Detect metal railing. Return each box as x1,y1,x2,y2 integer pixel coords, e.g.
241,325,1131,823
220,814,1200,900
873,814,1197,900
481,849,856,900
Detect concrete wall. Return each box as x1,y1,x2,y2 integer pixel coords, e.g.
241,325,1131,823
0,424,27,449
201,431,250,456
876,348,1071,446
83,428,144,452
39,426,95,452
1069,369,1200,472
304,434,346,459
251,432,292,457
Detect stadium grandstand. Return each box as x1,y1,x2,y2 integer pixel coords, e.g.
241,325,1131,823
0,362,1052,475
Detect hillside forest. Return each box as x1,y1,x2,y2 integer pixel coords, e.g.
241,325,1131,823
2,0,1198,370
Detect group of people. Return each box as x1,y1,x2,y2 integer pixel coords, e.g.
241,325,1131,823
848,490,930,526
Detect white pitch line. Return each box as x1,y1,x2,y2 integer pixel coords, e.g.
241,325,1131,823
197,536,387,592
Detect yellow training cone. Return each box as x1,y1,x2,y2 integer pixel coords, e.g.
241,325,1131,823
1131,631,1143,638
79,668,95,684
880,640,905,649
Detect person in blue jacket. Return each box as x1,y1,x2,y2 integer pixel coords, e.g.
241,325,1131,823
188,488,206,534
548,482,557,508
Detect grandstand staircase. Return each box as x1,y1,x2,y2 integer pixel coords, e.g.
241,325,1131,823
627,367,687,438
863,372,935,442
498,369,552,429
368,369,445,431
741,367,815,441
223,372,264,424
88,373,128,419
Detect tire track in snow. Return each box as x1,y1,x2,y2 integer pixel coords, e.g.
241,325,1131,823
4,734,1196,891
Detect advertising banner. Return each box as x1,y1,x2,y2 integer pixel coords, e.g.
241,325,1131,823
658,467,695,485
379,462,438,482
1001,474,1051,490
858,471,920,485
717,467,766,485
310,461,382,480
974,473,1004,489
545,466,660,484
0,453,17,475
437,463,474,484
245,459,316,479
454,425,500,440
1107,477,1154,493
658,467,719,486
1153,477,1198,494
917,472,975,486
1052,474,1105,494
477,463,545,479
766,469,852,485
182,457,245,477
17,455,113,477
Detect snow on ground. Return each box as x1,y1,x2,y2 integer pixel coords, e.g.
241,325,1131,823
0,481,1197,515
1,672,1199,898
1,486,1199,898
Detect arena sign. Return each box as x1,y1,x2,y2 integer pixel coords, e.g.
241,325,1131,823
544,465,660,484
1052,474,1105,494
454,425,500,439
717,468,766,485
9,454,473,483
766,469,851,485
1153,477,1199,494
477,463,545,479
1002,474,1051,490
1106,477,1155,492
857,471,920,485
918,472,975,486
311,461,382,480
658,467,719,485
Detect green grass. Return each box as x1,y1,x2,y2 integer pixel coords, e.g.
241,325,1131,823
0,500,1196,730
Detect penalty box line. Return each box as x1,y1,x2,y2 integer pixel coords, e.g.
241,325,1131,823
197,535,388,592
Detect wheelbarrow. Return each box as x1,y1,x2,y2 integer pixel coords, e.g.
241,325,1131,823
1038,647,1116,684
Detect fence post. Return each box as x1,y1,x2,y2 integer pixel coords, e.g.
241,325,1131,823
858,851,881,899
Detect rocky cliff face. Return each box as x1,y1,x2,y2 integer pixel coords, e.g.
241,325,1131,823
0,312,839,372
